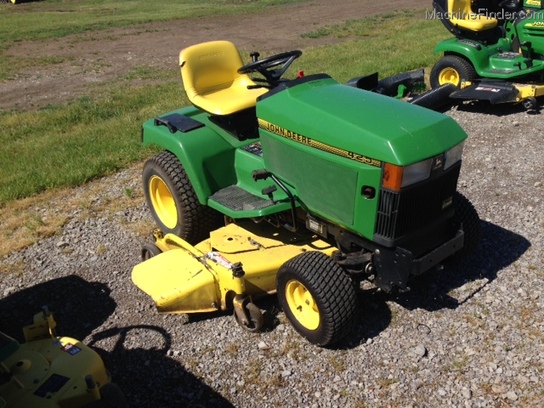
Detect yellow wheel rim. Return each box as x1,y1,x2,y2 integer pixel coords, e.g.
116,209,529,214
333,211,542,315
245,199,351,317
438,67,460,86
285,280,320,330
148,175,178,229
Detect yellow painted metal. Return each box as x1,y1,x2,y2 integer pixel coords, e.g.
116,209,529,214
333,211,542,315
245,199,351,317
438,67,461,86
0,311,110,408
460,80,544,103
515,83,544,100
132,223,336,314
448,0,498,32
284,280,320,330
132,248,219,313
179,41,267,115
148,175,177,229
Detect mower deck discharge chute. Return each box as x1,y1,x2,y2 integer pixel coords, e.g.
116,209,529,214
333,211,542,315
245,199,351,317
132,40,480,346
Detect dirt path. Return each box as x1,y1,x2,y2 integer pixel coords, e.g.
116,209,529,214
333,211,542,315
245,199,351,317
1,0,423,110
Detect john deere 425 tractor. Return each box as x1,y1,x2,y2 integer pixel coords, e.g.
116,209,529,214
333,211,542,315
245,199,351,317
132,41,480,346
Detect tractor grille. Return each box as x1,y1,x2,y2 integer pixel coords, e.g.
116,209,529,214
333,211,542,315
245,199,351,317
375,164,461,245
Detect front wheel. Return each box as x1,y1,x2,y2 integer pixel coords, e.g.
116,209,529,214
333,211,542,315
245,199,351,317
430,55,477,89
141,243,162,261
142,151,220,244
276,251,357,347
449,192,481,263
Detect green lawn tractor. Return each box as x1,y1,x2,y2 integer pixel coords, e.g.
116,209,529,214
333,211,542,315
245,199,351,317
0,307,126,408
430,0,544,110
132,40,481,346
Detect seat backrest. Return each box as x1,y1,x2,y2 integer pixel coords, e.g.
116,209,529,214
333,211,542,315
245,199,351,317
179,41,246,102
448,0,498,31
179,41,267,115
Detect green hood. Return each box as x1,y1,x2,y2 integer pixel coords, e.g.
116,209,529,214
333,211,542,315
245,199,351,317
257,76,466,165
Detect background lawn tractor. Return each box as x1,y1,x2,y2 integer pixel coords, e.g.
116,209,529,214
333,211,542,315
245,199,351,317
0,307,126,408
431,0,544,110
132,40,481,347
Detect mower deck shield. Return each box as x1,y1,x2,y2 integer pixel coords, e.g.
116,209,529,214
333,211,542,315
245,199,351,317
132,248,218,314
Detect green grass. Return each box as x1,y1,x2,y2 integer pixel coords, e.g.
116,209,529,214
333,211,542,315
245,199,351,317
297,10,450,81
0,73,180,202
0,7,452,205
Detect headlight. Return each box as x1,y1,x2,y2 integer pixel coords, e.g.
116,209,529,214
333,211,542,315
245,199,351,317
402,158,433,187
382,158,433,191
444,142,464,170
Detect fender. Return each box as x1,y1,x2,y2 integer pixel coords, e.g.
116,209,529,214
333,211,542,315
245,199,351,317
434,37,492,74
141,108,236,205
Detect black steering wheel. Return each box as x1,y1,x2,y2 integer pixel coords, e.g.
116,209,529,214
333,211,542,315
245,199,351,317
238,50,302,87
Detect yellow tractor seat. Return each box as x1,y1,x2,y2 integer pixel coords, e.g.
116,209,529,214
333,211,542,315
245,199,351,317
448,0,498,32
179,41,268,116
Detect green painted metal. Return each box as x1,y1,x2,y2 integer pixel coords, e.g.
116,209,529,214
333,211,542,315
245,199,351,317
142,75,467,240
141,107,236,204
255,76,466,238
257,77,466,166
434,38,499,75
524,0,543,9
435,3,544,79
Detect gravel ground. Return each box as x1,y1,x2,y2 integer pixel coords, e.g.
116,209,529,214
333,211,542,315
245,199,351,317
1,99,543,408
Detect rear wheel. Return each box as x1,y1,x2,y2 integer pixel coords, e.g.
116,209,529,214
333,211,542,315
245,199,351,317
276,251,357,347
430,55,476,88
142,151,220,244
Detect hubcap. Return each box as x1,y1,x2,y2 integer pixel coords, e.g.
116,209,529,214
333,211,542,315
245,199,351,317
148,175,178,229
438,67,460,86
285,280,320,330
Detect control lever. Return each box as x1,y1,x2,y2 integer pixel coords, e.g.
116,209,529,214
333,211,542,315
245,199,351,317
262,185,277,202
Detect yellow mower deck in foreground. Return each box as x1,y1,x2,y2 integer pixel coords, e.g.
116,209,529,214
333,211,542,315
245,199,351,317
0,308,126,408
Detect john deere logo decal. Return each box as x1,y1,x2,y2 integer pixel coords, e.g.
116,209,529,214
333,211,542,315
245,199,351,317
258,119,381,168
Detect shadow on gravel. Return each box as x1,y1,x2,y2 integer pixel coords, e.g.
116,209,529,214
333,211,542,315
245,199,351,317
0,275,116,342
129,221,529,354
333,220,530,350
89,325,234,408
391,220,530,311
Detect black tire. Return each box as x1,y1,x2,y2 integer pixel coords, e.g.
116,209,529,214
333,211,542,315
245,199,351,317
141,243,162,261
449,192,481,262
276,251,357,347
142,151,220,244
522,96,538,111
430,55,477,89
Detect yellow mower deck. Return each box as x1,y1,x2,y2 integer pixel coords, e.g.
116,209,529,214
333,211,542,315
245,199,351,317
0,309,117,408
132,222,336,315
